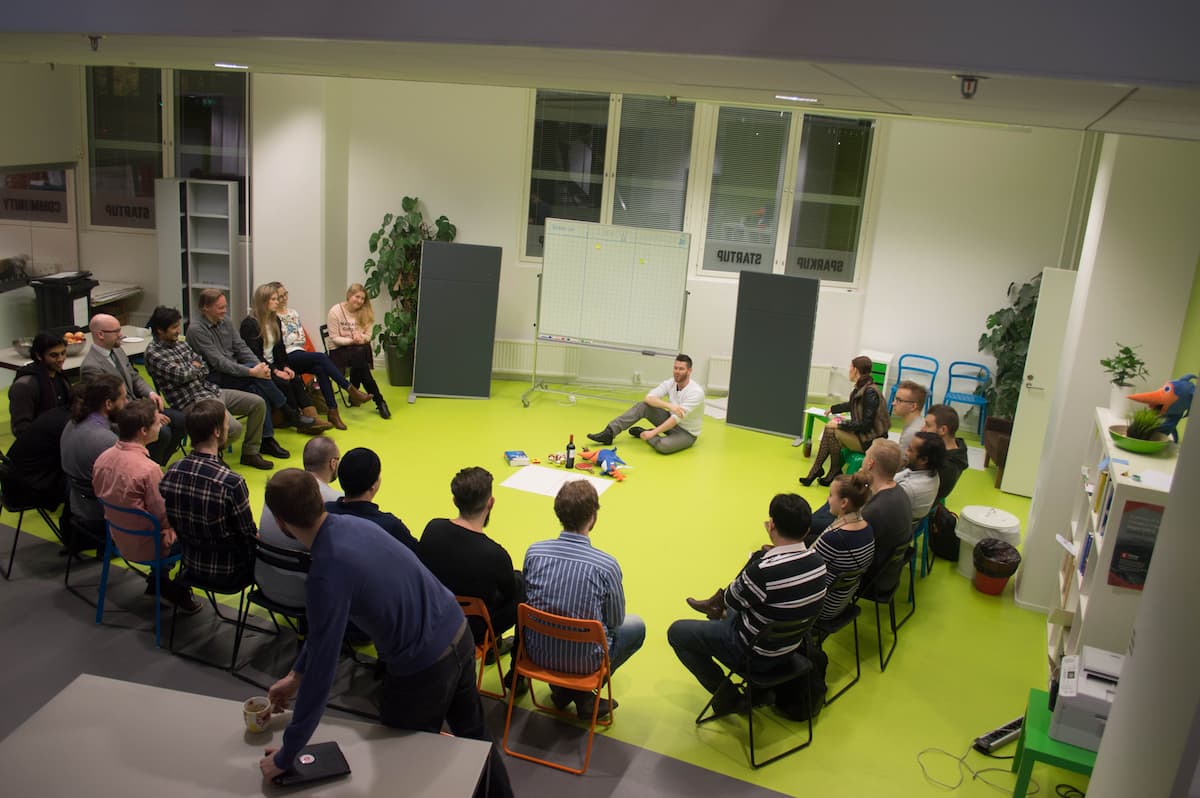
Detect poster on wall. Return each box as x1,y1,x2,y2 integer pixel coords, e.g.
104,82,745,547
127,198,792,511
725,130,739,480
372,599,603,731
1106,500,1164,590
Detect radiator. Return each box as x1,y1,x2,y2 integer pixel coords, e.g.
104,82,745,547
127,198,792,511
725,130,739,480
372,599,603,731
493,339,581,379
708,357,834,398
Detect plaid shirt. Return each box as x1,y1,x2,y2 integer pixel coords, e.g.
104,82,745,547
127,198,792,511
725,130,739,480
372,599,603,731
159,450,257,582
144,338,221,410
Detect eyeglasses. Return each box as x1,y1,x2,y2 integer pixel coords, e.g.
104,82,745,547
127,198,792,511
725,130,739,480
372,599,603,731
99,328,122,335
894,397,917,405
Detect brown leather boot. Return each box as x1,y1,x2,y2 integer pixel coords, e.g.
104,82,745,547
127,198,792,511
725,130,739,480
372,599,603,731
299,406,333,434
347,385,373,405
686,588,726,620
326,406,347,430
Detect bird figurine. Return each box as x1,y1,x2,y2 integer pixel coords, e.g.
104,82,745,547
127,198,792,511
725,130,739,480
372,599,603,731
1127,374,1195,442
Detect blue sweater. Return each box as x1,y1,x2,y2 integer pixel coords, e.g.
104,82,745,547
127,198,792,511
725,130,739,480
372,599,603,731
274,513,464,769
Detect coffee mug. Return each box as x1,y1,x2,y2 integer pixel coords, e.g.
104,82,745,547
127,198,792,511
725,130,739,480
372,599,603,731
243,696,271,733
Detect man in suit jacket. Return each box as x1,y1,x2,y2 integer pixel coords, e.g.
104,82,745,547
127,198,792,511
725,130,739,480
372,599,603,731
82,313,185,466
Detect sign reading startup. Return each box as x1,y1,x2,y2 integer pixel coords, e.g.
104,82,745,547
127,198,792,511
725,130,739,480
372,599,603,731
702,242,774,273
91,193,155,229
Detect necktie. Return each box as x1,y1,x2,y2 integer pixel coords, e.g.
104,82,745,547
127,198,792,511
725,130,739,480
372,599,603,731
110,348,133,393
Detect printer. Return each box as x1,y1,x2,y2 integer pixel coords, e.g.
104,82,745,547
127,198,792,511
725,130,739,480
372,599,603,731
1049,646,1124,751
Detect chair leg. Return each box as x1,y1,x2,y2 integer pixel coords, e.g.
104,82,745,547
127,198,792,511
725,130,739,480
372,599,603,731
749,675,814,768
881,599,899,671
95,538,115,625
2,509,23,580
825,616,861,705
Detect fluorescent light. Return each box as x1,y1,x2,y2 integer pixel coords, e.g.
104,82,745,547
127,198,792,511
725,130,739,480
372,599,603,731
213,62,249,70
775,95,819,103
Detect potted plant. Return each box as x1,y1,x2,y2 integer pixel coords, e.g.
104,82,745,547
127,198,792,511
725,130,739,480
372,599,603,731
1108,407,1170,454
976,276,1041,480
1100,342,1149,415
362,196,456,386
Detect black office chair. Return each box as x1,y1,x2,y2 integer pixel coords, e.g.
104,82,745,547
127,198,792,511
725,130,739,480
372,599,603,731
62,480,110,603
813,567,867,704
0,450,63,580
231,538,311,678
857,543,915,671
319,324,352,409
695,615,820,768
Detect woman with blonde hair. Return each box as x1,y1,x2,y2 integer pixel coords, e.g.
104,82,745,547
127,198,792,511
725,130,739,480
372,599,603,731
240,284,331,434
270,282,371,430
327,283,389,419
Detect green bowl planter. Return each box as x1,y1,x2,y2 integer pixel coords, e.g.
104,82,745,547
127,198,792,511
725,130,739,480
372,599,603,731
1108,425,1171,455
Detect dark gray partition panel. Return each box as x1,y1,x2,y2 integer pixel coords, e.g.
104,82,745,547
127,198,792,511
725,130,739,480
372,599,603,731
412,240,502,399
726,272,820,436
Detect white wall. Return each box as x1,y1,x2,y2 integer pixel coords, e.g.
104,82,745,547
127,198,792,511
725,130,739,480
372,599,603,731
0,63,81,168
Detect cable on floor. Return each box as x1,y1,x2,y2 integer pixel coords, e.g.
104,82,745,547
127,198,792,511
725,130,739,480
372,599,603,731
916,745,1040,795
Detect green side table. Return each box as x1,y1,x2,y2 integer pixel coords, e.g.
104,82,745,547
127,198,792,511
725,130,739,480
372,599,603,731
1011,688,1096,797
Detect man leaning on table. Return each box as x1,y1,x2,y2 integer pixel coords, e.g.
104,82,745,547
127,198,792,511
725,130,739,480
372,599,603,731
257,468,513,798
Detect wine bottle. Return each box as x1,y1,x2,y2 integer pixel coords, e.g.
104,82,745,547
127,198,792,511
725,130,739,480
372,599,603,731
565,434,575,469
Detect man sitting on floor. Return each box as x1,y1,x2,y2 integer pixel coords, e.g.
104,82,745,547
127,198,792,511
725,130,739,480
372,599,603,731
924,404,970,501
324,447,419,553
587,354,704,454
522,480,645,720
895,431,944,521
419,467,525,665
670,493,827,715
159,398,258,593
91,399,200,613
893,380,929,463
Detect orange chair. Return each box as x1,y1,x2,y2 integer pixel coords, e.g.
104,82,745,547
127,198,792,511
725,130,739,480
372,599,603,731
502,603,612,775
457,595,508,700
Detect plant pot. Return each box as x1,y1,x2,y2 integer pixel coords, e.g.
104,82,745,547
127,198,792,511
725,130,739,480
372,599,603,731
1109,384,1133,416
385,343,414,387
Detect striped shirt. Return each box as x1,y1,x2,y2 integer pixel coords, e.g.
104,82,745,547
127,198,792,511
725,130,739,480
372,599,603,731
726,542,827,657
813,524,876,621
522,531,625,675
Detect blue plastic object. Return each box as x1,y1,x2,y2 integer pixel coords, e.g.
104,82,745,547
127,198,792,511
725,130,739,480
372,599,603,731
888,354,940,414
943,361,992,436
95,498,182,648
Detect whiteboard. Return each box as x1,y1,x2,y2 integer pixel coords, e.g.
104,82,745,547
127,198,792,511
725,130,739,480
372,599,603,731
538,219,690,355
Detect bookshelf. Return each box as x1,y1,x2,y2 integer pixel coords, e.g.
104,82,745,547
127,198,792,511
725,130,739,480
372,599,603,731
1047,407,1176,668
154,179,243,326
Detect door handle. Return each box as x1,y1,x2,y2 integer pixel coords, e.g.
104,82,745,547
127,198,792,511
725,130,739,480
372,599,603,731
1025,374,1045,391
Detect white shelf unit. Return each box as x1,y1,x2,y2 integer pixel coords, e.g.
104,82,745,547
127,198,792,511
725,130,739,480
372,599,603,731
155,179,243,325
1047,407,1176,668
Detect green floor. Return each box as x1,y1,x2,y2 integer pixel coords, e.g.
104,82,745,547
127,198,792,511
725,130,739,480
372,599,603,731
3,377,1092,795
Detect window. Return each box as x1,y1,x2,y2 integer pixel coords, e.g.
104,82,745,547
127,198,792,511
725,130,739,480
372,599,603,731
87,67,162,229
611,96,695,231
785,115,874,284
701,107,791,274
174,70,248,234
526,91,610,257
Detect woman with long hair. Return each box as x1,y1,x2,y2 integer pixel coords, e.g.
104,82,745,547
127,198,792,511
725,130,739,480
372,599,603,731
326,283,389,419
8,330,71,438
799,355,890,487
269,282,371,430
240,284,331,434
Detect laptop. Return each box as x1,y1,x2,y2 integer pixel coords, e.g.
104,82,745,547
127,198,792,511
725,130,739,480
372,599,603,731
272,741,351,787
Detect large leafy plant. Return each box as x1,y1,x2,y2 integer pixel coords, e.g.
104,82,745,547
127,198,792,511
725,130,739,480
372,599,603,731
362,196,456,355
977,275,1041,420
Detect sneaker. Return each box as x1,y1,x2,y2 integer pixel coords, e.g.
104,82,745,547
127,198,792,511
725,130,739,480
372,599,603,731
549,686,578,712
710,682,748,717
586,430,614,445
629,426,649,439
575,693,618,721
260,438,290,459
155,579,203,615
240,453,274,470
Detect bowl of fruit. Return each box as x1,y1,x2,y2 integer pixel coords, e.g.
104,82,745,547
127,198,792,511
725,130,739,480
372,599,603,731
63,330,87,355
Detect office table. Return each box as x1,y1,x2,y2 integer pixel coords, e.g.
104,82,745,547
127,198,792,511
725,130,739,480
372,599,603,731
1010,687,1096,797
0,674,491,797
0,325,151,374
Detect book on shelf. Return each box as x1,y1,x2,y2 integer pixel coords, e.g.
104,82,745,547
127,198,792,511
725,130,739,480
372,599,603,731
1106,501,1164,591
1093,469,1109,514
1078,533,1093,577
1098,482,1115,536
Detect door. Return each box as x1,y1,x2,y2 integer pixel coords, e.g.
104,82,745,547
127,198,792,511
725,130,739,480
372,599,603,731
1001,268,1077,496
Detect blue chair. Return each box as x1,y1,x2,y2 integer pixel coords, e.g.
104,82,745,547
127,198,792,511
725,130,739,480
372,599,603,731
95,498,182,648
888,354,939,414
943,361,991,436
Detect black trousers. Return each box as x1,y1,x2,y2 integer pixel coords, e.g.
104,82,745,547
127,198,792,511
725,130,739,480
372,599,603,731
381,624,514,798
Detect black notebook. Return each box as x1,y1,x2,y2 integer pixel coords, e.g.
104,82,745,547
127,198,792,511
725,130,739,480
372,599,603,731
272,741,351,787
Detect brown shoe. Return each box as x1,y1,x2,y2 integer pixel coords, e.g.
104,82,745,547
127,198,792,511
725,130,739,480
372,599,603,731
326,407,348,430
240,453,274,470
686,588,726,620
299,406,333,434
347,385,373,405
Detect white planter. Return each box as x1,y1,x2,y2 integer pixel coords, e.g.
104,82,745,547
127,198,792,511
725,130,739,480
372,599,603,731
1109,384,1134,417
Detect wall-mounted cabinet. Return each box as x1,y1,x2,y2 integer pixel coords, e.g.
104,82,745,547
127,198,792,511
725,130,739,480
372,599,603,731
154,178,243,325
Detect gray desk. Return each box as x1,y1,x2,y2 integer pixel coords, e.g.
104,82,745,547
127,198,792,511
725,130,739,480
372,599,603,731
0,325,151,373
0,674,491,797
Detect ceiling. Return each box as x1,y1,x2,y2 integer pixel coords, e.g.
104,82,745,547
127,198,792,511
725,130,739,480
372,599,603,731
2,32,1200,140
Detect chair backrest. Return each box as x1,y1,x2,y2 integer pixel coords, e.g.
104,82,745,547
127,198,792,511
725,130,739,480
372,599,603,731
458,595,495,629
255,537,311,574
517,603,608,648
97,497,162,539
860,543,912,601
825,566,868,607
945,361,991,394
891,353,940,412
750,615,820,651
319,324,333,355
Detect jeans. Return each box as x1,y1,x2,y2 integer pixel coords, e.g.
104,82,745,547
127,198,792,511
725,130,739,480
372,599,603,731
380,624,513,798
606,402,697,454
286,350,349,408
608,613,647,674
667,611,747,694
211,374,286,437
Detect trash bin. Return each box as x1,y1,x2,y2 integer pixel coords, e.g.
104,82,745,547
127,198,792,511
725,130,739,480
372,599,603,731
973,538,1022,595
955,505,1021,579
30,271,98,331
